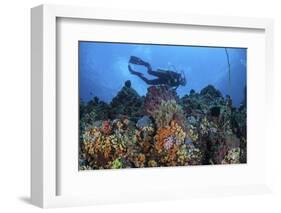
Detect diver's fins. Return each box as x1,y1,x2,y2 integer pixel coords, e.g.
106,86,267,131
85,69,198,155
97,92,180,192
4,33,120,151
128,65,144,76
129,56,149,67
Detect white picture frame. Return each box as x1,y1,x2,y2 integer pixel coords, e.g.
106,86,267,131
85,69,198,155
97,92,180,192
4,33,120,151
31,4,274,208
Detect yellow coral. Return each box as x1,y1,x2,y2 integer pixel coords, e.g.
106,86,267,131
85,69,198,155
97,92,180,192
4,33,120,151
142,126,154,133
222,148,240,164
116,120,123,130
187,125,199,142
170,120,186,143
82,128,127,168
148,160,158,167
151,100,185,128
176,145,188,165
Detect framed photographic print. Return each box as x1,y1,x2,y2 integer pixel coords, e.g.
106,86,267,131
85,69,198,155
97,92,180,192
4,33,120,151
31,4,274,208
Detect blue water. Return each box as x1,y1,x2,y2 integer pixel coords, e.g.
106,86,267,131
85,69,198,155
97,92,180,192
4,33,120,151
79,41,246,107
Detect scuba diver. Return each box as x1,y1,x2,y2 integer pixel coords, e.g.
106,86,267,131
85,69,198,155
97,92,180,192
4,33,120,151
128,56,186,88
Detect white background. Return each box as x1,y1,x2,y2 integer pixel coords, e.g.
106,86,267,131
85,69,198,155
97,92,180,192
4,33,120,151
0,0,280,212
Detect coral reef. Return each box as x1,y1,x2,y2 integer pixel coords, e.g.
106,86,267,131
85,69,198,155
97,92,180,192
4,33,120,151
151,100,185,129
82,127,127,169
153,120,189,166
144,85,178,115
110,80,144,121
79,97,111,131
181,85,245,165
221,148,240,164
79,83,247,170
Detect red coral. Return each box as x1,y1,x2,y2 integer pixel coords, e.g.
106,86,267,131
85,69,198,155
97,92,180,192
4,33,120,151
100,120,112,135
143,85,178,115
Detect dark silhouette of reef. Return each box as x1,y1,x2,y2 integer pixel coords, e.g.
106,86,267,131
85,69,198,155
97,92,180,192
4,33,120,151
110,80,144,122
79,81,247,170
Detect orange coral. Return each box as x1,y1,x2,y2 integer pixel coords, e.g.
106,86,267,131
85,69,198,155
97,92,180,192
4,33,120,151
131,153,146,168
155,120,186,151
83,128,127,169
82,119,189,169
153,120,188,166
155,127,173,152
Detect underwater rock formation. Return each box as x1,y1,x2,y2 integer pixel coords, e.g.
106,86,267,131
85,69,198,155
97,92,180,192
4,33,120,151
110,80,144,121
79,97,111,131
200,84,223,99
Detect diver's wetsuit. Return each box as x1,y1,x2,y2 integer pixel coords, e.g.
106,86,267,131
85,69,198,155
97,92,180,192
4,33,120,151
128,56,185,87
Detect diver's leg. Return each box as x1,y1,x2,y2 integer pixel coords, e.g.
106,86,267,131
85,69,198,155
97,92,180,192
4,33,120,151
129,56,150,67
129,65,158,85
147,69,166,78
129,56,160,78
137,76,159,85
128,65,143,75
